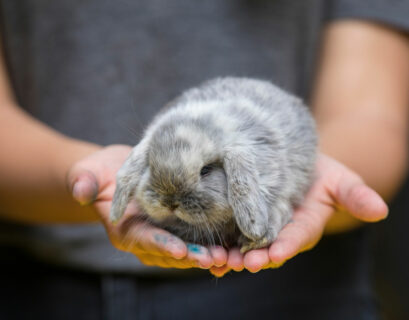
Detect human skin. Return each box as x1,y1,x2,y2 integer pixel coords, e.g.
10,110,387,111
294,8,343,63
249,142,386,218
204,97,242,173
0,20,407,273
313,20,409,232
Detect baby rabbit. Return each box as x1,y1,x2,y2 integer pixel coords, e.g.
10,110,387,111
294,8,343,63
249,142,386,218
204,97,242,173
110,77,317,253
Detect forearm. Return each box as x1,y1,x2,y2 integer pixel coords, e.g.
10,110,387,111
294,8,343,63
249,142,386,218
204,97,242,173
0,103,102,223
311,21,409,233
0,43,102,223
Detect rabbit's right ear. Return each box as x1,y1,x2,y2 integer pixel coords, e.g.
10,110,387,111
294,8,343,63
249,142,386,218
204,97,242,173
110,139,149,224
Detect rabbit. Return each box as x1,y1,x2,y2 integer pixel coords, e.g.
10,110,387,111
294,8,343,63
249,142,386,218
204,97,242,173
110,77,317,253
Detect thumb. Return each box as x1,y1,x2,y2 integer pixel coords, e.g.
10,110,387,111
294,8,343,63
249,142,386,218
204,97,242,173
334,175,388,222
67,168,99,206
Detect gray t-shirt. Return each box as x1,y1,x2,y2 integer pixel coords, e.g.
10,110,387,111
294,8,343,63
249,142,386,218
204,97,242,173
0,0,408,273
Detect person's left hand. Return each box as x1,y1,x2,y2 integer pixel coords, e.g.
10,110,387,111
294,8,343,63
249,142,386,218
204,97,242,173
209,154,388,277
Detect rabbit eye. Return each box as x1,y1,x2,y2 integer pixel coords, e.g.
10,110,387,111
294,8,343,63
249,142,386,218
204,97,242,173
200,165,213,177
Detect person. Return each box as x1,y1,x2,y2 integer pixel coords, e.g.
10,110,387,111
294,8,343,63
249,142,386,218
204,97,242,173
0,1,408,319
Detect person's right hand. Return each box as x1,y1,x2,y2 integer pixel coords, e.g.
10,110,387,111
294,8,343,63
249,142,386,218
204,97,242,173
67,144,227,269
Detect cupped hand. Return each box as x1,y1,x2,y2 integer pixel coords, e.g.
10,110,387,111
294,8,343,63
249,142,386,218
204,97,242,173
67,145,227,269
210,153,388,277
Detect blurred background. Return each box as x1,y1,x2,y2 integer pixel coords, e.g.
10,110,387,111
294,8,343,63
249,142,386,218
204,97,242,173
373,175,409,320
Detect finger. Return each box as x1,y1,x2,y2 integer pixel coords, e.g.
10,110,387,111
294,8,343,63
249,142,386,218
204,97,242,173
96,199,188,259
243,248,270,273
185,243,214,269
68,169,99,205
334,179,388,222
137,254,196,269
226,247,245,271
209,246,228,267
269,202,329,264
209,265,231,277
262,260,286,269
319,155,388,221
113,217,188,259
159,243,215,269
134,228,188,259
267,168,342,264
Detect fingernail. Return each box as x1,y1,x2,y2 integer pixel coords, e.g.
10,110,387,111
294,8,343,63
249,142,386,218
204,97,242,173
187,243,203,254
72,180,93,205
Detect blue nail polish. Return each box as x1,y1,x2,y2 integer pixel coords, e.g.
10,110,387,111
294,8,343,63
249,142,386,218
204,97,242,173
187,243,202,254
154,234,168,245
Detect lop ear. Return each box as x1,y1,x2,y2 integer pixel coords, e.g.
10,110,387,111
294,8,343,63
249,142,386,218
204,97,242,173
110,139,149,224
223,147,269,241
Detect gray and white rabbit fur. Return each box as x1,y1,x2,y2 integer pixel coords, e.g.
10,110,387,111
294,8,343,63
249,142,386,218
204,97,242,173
110,77,317,253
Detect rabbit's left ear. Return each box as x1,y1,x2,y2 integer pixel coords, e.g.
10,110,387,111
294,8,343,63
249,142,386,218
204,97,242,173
110,139,149,224
223,147,269,242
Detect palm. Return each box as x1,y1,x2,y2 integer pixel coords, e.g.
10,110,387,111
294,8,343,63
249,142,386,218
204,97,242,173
210,154,388,277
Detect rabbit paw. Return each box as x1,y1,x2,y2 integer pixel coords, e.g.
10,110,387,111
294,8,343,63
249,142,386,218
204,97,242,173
239,231,276,254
